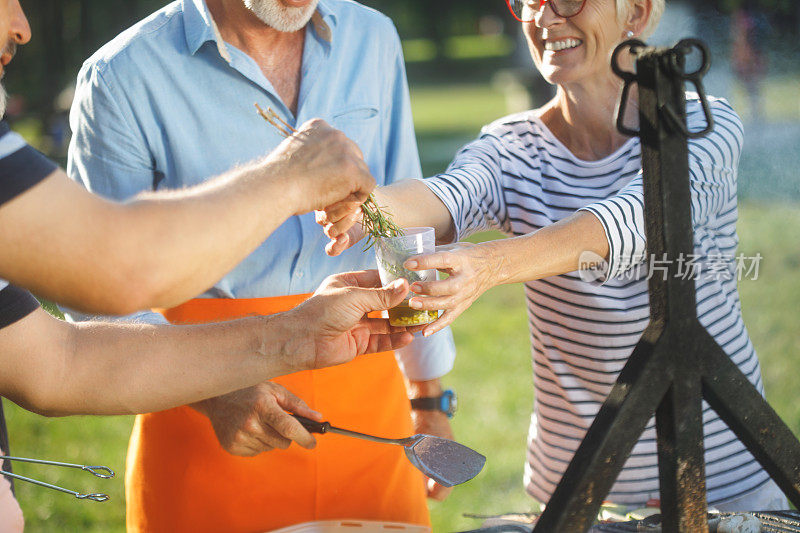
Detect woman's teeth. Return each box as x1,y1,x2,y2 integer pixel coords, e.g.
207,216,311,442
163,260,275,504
545,38,583,51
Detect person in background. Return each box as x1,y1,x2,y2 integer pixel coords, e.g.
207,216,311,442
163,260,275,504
0,2,413,530
731,6,770,122
67,0,458,531
320,0,787,513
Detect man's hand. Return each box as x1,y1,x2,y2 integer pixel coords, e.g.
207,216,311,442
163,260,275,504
282,270,417,371
195,270,414,456
269,119,376,216
192,382,323,456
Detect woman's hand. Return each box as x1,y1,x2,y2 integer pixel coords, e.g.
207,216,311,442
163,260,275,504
315,201,365,256
404,242,500,337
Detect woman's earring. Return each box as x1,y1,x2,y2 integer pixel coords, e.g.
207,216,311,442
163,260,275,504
626,30,635,38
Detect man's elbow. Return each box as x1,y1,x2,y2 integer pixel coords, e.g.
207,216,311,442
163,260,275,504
80,268,172,316
117,269,178,313
10,388,72,418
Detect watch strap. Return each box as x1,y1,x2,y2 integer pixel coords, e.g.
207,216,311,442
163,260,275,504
410,397,441,411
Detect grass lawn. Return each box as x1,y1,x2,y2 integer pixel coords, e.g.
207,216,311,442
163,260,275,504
429,203,800,530
5,201,800,532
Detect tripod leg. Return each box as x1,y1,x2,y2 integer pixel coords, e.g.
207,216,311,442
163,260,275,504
533,339,671,533
656,378,709,533
702,341,800,509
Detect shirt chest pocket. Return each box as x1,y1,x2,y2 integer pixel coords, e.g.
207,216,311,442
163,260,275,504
332,105,382,179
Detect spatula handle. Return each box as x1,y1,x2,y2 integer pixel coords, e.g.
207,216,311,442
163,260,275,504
292,414,330,434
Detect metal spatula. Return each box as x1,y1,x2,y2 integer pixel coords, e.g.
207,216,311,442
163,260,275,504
292,415,486,487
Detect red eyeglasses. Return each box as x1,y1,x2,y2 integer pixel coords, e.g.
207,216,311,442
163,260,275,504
505,0,588,22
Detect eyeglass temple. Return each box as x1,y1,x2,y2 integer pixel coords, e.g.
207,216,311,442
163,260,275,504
512,0,550,13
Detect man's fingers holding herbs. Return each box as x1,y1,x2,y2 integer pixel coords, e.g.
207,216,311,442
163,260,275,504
274,119,375,215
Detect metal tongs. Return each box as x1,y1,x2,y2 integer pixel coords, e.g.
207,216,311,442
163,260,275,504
0,455,114,502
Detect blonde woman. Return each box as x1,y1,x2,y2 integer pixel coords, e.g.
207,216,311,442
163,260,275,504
320,0,786,511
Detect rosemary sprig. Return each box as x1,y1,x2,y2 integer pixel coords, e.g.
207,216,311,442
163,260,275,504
360,195,404,251
360,195,419,281
254,102,406,252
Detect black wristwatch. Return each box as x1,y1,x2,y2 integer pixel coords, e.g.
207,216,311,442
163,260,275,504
410,389,457,418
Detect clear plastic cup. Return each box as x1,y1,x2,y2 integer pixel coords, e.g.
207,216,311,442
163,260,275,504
374,227,439,327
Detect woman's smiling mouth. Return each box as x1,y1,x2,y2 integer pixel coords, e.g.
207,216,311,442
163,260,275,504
544,38,584,51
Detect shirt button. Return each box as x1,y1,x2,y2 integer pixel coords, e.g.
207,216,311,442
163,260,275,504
296,270,304,278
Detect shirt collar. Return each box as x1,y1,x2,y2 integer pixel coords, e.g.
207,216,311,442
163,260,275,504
183,0,337,61
313,0,336,42
183,0,228,59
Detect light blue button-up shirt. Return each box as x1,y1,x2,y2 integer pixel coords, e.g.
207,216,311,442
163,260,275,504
66,0,455,379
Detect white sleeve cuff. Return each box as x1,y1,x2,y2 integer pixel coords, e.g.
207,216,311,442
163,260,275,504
394,326,456,381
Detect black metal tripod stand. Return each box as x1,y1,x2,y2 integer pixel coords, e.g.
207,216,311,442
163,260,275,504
531,39,800,533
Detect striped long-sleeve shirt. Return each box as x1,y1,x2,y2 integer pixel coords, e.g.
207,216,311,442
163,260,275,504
421,94,769,506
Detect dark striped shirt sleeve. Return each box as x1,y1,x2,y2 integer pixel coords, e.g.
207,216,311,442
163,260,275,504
419,134,508,241
0,122,57,207
0,283,40,329
579,97,742,282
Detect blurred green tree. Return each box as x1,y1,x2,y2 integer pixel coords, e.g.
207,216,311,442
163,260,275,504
5,0,798,145
6,1,164,139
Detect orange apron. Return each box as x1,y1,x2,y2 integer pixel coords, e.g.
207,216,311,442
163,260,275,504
125,295,429,532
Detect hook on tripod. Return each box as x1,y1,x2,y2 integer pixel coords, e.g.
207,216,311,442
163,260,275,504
663,39,715,138
612,39,646,137
612,38,715,139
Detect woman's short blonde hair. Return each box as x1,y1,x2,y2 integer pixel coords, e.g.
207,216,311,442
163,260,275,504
617,0,665,39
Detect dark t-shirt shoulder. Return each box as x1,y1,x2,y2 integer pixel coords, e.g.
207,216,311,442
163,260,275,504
0,284,40,328
0,121,58,206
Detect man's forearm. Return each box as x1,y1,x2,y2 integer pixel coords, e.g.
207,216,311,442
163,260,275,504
406,378,443,399
111,159,298,310
37,312,300,417
0,162,297,315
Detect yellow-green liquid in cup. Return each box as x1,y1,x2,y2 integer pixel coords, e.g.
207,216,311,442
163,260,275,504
388,301,438,327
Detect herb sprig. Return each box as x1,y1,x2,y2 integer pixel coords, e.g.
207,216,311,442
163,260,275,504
360,195,404,251
255,103,406,251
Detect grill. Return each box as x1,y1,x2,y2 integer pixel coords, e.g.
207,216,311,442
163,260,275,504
590,511,800,532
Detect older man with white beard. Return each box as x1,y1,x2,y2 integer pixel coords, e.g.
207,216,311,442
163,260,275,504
67,0,458,531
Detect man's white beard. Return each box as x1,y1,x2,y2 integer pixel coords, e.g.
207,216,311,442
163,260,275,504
0,84,7,119
244,0,319,32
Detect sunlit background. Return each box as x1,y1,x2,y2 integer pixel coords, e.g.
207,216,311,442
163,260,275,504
4,1,799,530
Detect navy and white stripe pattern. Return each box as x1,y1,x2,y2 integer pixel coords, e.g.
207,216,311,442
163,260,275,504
422,94,768,506
0,122,56,207
0,123,45,325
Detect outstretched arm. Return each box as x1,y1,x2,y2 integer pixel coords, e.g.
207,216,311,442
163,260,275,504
404,211,608,336
0,120,374,315
405,98,742,335
0,271,412,419
319,133,514,256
